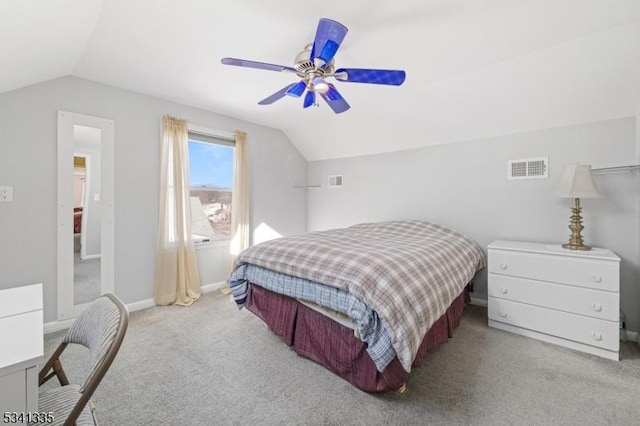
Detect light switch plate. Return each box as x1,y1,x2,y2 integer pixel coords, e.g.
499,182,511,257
0,186,13,202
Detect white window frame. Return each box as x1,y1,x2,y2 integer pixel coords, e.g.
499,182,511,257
187,123,235,246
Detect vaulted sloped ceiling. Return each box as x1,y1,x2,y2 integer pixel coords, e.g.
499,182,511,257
3,0,640,160
0,0,103,94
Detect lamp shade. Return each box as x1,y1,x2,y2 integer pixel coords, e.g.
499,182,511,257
553,164,601,199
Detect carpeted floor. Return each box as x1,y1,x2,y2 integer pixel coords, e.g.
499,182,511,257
43,291,640,425
73,251,101,305
73,234,101,305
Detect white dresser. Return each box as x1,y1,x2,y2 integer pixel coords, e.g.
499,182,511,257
487,241,620,360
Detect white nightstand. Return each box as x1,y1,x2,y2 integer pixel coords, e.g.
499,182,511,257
487,240,621,360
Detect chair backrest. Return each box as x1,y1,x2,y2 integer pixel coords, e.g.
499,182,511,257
62,294,129,394
38,294,128,426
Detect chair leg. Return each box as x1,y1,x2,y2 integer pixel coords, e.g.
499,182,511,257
39,343,68,386
53,359,70,386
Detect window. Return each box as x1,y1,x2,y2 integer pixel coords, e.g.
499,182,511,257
188,131,234,241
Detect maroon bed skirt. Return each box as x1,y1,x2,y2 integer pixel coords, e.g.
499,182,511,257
245,284,471,393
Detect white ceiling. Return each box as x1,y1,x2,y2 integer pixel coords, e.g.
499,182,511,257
3,0,640,160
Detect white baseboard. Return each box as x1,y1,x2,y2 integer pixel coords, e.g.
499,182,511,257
43,318,76,334
126,298,156,313
44,281,227,334
81,254,101,260
469,295,488,308
201,281,227,293
625,330,638,343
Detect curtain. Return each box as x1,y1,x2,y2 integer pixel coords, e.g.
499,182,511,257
229,130,250,266
153,115,201,306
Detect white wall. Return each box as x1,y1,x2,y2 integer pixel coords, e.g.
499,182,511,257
195,242,231,287
636,106,640,335
307,118,640,331
0,76,307,322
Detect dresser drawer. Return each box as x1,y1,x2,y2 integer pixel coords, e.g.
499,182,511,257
488,250,618,291
0,310,43,370
488,274,619,321
488,297,619,351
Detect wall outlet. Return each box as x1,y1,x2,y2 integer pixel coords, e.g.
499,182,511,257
0,186,13,202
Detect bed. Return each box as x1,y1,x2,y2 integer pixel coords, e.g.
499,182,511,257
228,220,485,392
73,207,83,234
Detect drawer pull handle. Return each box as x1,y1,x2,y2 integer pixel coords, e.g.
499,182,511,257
593,275,602,283
500,262,508,270
591,331,603,341
500,287,508,294
499,310,508,318
591,303,602,312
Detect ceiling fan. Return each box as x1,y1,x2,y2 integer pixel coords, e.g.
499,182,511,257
221,18,406,114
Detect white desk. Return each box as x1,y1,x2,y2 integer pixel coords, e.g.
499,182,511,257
0,283,43,413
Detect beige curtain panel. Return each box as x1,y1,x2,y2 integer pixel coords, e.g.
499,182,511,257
230,130,250,266
153,115,201,306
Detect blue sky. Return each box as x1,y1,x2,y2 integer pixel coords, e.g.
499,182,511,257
188,140,234,188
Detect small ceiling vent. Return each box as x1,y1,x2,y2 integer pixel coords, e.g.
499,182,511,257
328,175,343,188
507,157,548,180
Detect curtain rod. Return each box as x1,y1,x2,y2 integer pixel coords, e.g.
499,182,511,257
592,164,640,174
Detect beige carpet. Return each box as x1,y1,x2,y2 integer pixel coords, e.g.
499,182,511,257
43,291,640,425
73,250,101,305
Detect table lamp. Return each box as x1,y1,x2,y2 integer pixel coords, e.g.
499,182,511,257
553,163,601,251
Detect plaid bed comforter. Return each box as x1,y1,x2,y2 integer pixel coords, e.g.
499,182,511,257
230,220,485,372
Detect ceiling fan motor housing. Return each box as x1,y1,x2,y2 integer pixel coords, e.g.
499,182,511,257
294,44,334,80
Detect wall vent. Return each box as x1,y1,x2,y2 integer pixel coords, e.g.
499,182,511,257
507,157,548,180
328,175,343,188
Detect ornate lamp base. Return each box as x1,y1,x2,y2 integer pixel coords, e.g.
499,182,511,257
563,197,591,251
562,242,591,251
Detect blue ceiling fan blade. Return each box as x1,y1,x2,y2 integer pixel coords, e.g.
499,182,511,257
324,84,343,101
303,91,316,108
317,40,340,65
334,68,406,85
285,81,306,97
311,19,348,64
258,84,297,105
221,57,297,74
320,85,350,114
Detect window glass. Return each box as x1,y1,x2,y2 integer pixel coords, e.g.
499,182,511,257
188,135,234,240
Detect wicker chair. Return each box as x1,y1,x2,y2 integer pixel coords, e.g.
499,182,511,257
34,294,129,426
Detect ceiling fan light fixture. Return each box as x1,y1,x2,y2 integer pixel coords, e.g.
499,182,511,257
312,77,329,94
